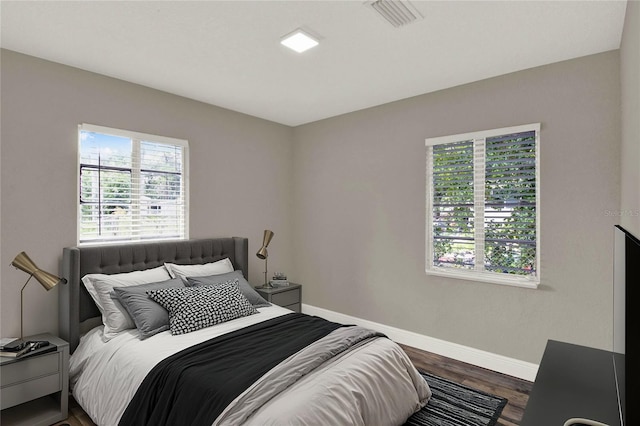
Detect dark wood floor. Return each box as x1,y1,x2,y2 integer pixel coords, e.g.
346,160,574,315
55,344,532,426
399,344,532,426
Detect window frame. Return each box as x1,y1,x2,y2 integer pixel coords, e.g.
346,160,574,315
425,123,541,289
77,123,189,245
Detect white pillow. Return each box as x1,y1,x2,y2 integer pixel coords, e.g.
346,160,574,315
164,258,234,284
81,266,172,341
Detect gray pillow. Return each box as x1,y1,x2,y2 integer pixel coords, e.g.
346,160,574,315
147,281,258,335
112,278,184,339
186,270,271,308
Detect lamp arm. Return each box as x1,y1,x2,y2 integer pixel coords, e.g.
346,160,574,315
21,274,34,292
264,256,268,286
20,274,34,340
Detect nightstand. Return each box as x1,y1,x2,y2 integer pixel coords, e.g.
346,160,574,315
0,333,69,426
255,283,302,313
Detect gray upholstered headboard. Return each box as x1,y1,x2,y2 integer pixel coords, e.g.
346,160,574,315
59,237,248,353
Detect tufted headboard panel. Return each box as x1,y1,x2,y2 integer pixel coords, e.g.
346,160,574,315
59,237,248,353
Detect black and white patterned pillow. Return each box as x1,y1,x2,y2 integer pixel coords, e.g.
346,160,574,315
147,279,258,335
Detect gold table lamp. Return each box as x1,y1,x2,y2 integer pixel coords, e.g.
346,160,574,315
11,251,66,341
256,230,274,288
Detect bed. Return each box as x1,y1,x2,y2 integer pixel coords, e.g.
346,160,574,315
59,237,431,426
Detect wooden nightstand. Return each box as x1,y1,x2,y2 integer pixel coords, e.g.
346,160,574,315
0,333,69,426
255,283,302,313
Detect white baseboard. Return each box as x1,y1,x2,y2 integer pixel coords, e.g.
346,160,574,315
301,303,538,382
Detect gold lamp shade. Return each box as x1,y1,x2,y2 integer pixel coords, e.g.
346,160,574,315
11,252,64,290
256,229,274,260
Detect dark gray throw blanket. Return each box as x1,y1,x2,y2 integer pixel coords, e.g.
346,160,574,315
118,313,344,426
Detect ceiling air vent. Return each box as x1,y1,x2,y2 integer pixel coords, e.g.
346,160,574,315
365,0,423,28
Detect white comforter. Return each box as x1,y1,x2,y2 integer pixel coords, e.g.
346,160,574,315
70,305,430,426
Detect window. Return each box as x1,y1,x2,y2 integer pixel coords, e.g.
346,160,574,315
78,124,188,244
425,123,540,288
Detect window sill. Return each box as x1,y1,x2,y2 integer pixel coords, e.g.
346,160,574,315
78,236,186,247
425,267,539,289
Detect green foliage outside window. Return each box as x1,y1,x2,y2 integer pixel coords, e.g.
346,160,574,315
431,131,537,277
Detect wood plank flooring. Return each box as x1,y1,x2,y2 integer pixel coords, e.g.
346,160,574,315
54,343,533,426
399,344,532,426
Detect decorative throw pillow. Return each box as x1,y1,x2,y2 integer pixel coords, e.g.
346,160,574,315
164,258,234,284
112,278,184,339
147,280,258,335
186,270,270,308
81,266,172,341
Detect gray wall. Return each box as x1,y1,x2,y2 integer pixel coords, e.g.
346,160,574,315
0,50,294,338
1,39,631,365
292,51,621,364
620,0,640,236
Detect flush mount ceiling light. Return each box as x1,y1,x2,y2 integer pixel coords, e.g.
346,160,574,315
280,29,319,53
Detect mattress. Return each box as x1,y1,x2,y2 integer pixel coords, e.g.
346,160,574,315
70,305,431,426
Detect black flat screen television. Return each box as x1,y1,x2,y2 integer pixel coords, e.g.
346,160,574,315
613,225,638,426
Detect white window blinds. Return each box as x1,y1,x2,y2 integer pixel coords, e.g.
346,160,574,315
78,124,189,244
426,123,540,288
484,130,537,275
431,140,476,269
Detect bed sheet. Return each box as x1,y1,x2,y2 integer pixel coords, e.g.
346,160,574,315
70,305,430,426
216,328,431,426
70,305,292,426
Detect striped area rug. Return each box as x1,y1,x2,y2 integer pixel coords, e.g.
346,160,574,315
403,371,508,426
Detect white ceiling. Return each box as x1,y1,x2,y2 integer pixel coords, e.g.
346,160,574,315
0,0,628,126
